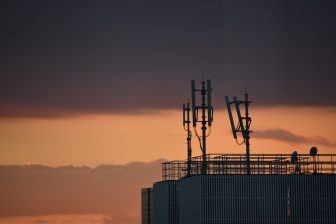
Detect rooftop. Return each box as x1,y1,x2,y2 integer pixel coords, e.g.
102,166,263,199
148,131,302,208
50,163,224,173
162,153,336,181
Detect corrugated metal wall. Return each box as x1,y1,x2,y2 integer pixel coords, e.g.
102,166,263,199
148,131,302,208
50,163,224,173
141,188,153,224
178,176,201,224
179,175,336,224
153,180,179,224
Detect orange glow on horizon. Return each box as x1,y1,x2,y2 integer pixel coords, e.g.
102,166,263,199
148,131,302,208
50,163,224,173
0,106,335,167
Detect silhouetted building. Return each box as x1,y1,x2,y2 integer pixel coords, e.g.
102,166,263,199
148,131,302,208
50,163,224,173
148,153,336,224
179,174,336,224
141,188,153,224
153,181,178,224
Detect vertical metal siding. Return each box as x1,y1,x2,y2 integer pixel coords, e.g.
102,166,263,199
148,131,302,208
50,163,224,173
168,180,179,224
179,175,336,224
153,180,179,224
141,188,153,224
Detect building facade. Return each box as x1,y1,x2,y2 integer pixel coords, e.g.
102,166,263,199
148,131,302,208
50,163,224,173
179,174,336,224
141,188,153,224
144,153,336,224
153,180,179,224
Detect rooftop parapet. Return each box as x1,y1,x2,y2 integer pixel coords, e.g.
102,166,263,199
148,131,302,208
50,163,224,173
162,153,336,181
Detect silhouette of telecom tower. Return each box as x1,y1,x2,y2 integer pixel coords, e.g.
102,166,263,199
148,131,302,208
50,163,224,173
225,89,252,174
191,79,213,174
183,102,192,176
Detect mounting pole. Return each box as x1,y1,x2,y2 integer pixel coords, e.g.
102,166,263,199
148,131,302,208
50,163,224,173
225,89,252,175
201,80,207,174
183,103,192,176
191,79,213,175
187,126,192,176
244,92,251,175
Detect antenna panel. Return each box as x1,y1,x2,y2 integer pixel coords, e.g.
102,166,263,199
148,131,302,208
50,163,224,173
186,103,190,123
183,103,186,127
207,79,213,126
191,80,197,127
225,96,237,139
233,96,245,132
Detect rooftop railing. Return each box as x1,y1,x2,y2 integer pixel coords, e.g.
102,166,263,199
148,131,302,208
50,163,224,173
162,154,336,181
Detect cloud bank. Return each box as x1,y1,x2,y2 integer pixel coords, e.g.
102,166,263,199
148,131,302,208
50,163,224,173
254,128,336,147
0,160,165,224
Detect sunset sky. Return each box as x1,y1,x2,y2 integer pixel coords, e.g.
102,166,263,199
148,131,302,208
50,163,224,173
0,107,336,166
0,1,336,223
1,0,335,166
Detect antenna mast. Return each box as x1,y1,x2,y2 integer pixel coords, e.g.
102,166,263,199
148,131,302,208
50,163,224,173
191,79,213,174
225,90,252,174
183,102,192,176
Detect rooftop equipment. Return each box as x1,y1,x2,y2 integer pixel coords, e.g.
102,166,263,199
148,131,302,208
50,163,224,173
310,146,318,173
182,102,192,176
225,89,252,174
191,78,213,174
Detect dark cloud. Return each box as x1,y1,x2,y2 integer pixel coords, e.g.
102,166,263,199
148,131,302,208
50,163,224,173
1,0,336,118
254,128,336,147
0,159,165,223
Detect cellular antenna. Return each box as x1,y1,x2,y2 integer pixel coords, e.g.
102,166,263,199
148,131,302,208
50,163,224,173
183,102,192,176
207,79,213,126
225,91,252,174
225,96,237,139
190,78,213,174
191,80,197,127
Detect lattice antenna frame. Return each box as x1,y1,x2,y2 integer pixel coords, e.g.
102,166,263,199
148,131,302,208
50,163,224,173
190,79,213,174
